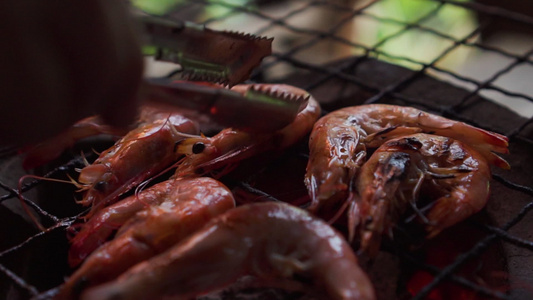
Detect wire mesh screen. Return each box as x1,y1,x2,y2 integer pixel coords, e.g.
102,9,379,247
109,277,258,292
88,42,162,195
1,0,532,299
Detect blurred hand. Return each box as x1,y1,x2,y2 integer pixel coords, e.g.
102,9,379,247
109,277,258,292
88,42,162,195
0,1,144,146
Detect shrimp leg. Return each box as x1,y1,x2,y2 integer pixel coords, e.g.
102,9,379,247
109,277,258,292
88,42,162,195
80,202,376,300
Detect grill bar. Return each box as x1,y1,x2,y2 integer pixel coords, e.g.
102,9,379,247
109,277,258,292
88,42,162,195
362,12,533,65
479,224,533,251
0,263,39,297
399,249,512,300
493,174,533,196
0,181,60,224
261,2,379,68
413,201,533,299
1,0,532,299
452,49,533,111
220,1,533,106
442,0,533,27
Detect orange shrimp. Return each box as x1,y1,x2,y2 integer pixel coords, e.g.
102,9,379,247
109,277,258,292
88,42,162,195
174,84,321,177
68,175,225,267
76,112,198,216
57,177,235,299
354,134,492,257
80,202,376,300
305,104,508,222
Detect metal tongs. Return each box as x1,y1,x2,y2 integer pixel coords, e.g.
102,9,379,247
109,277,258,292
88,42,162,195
139,16,309,132
145,79,309,133
141,15,272,86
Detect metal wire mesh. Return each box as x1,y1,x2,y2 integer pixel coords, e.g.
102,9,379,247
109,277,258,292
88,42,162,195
1,0,532,299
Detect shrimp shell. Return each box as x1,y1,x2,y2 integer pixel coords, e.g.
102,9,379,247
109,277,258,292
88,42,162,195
68,176,221,267
305,104,508,221
80,202,376,300
355,133,491,257
77,113,198,216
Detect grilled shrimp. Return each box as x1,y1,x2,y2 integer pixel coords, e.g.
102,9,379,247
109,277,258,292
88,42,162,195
77,112,198,216
80,202,376,300
305,104,508,222
355,134,491,257
173,84,321,177
67,176,231,267
58,177,235,299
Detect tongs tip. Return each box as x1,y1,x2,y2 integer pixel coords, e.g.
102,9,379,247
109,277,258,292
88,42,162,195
221,30,274,42
180,69,230,87
145,80,309,133
247,84,310,113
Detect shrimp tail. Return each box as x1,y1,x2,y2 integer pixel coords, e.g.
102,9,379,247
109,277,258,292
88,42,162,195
456,124,510,169
440,117,510,169
486,149,511,170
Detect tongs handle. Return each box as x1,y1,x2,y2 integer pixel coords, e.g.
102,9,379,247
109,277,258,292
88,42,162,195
143,78,307,133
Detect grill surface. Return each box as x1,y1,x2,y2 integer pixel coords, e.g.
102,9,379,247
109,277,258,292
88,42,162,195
1,0,532,299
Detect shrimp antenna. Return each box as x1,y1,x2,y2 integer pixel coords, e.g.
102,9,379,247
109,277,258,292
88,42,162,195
17,174,80,231
90,147,102,157
82,151,92,166
134,179,153,207
75,151,93,173
133,156,187,207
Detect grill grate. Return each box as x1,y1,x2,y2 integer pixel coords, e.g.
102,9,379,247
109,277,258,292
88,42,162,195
1,0,532,299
